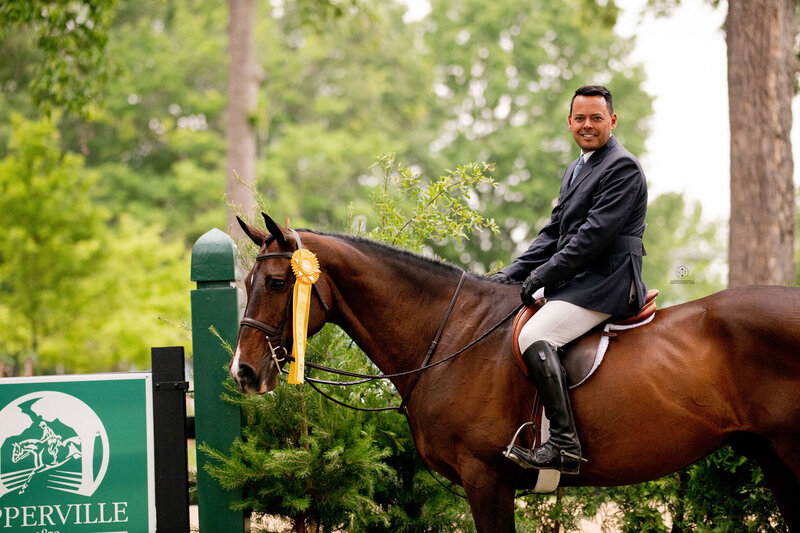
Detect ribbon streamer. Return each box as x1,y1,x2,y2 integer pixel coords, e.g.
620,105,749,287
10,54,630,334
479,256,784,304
288,249,321,384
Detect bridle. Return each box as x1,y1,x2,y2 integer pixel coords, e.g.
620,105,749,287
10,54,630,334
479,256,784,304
238,229,330,368
238,228,522,413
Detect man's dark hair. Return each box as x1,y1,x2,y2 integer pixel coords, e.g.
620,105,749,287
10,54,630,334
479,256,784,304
570,85,614,115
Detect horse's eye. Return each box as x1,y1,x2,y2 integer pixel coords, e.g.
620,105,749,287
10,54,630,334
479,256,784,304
269,279,286,292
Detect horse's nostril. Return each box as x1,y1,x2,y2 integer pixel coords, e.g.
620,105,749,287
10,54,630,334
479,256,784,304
237,363,257,384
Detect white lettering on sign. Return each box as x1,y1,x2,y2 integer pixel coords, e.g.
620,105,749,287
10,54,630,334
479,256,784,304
0,502,128,528
22,506,36,526
114,502,128,522
39,505,55,526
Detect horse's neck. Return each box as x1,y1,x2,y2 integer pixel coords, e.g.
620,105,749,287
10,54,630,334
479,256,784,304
323,240,466,380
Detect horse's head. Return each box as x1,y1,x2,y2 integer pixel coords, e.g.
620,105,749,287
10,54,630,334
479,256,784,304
230,213,331,394
11,442,25,463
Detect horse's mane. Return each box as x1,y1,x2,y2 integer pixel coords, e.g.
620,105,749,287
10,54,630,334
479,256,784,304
256,228,511,284
302,229,476,279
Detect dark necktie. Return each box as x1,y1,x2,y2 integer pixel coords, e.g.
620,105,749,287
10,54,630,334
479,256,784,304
570,155,584,186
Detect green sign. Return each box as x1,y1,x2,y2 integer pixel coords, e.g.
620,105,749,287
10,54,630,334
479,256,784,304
0,374,155,532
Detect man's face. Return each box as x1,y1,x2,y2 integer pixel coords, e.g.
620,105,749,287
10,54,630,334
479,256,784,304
568,95,616,151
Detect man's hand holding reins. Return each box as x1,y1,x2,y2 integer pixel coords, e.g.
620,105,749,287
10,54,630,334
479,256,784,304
521,272,544,306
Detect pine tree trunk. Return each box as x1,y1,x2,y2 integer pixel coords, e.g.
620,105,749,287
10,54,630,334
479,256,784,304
226,0,259,237
727,0,797,287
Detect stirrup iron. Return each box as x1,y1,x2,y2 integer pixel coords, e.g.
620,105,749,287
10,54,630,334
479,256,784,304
503,421,537,459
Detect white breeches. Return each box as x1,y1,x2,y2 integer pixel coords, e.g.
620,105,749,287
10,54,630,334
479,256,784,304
517,300,611,352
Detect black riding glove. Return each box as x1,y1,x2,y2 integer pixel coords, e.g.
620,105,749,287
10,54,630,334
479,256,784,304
488,272,510,283
520,272,544,306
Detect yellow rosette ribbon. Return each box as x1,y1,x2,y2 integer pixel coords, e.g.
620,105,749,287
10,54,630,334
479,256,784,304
288,249,321,384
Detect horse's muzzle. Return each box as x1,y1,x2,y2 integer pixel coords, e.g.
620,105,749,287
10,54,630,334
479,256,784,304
231,356,280,394
234,363,264,394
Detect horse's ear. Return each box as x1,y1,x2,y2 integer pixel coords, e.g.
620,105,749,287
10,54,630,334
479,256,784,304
237,216,267,246
262,212,288,247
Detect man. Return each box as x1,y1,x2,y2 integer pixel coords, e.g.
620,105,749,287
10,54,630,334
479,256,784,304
38,421,61,465
495,85,648,474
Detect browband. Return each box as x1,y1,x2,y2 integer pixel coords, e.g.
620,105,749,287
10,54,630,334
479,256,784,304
252,228,330,315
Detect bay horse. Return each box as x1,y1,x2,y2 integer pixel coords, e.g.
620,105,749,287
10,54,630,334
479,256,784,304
230,214,800,532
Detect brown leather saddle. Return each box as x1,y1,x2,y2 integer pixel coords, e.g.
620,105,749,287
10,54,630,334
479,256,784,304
511,289,659,388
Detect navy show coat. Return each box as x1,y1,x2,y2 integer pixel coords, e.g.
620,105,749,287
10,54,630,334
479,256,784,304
500,135,648,317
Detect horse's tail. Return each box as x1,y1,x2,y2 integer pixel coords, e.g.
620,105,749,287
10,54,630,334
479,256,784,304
67,442,81,458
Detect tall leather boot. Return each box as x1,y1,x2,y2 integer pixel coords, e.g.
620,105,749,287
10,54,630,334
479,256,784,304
506,339,583,474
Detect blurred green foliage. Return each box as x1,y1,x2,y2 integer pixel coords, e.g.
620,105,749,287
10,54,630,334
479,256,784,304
643,192,725,305
0,0,655,259
0,115,189,373
0,0,117,116
598,446,785,532
364,153,499,251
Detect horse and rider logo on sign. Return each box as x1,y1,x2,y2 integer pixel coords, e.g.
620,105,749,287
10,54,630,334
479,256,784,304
0,374,155,532
0,391,109,498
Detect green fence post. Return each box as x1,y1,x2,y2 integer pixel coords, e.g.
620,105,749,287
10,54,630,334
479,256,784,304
191,228,247,533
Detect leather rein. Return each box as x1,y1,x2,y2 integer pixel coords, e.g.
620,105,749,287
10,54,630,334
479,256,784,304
239,230,522,413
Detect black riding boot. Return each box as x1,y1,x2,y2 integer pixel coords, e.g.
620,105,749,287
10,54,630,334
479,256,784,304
506,340,583,474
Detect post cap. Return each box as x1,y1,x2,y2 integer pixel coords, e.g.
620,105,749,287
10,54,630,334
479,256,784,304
191,228,241,282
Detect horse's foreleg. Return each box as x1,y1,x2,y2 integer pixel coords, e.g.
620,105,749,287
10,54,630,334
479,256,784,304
19,467,41,494
460,463,516,533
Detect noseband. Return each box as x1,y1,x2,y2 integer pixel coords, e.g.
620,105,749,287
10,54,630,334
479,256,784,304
239,229,330,365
